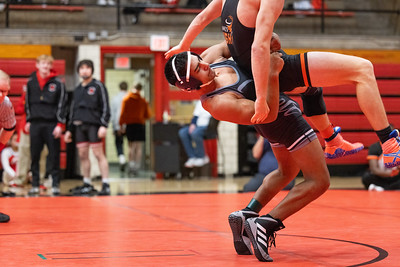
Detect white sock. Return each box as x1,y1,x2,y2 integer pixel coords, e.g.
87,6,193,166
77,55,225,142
83,177,91,185
129,161,135,169
102,178,110,184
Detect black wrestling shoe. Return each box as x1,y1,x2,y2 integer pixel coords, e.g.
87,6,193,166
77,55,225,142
71,183,98,196
0,212,10,223
52,187,61,196
2,191,16,197
228,210,259,255
98,183,110,196
244,215,285,262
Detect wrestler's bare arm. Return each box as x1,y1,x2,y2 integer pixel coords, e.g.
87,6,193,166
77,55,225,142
250,0,284,124
201,53,283,125
200,41,231,64
164,0,223,59
202,93,271,125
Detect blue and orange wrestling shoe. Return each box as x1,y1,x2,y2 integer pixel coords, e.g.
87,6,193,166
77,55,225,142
324,127,364,159
382,129,400,168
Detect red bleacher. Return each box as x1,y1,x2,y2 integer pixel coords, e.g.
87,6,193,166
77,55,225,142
8,4,84,12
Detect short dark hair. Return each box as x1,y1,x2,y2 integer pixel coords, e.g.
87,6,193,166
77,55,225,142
77,59,94,74
135,83,142,91
164,52,202,91
119,81,128,90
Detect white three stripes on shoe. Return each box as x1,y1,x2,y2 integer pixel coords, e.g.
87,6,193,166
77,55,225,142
256,222,269,248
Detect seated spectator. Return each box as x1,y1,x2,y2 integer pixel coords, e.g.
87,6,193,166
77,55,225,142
1,133,19,197
243,136,295,192
362,140,400,191
179,100,212,168
293,0,313,10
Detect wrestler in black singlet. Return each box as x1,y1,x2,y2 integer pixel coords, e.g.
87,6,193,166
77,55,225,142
202,60,256,101
201,60,317,151
221,0,313,92
221,0,326,117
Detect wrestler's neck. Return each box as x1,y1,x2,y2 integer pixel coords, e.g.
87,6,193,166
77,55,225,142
198,79,217,94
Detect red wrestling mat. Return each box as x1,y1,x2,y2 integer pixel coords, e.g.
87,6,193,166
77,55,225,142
0,190,399,266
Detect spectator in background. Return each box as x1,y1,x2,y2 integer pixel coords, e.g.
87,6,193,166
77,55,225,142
179,100,211,168
243,136,294,192
292,0,313,10
97,0,115,5
362,140,400,191
25,54,67,196
14,88,48,189
119,83,151,175
0,70,17,222
110,81,128,172
1,133,19,197
65,59,111,196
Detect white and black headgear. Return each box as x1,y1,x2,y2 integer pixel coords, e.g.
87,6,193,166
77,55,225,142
171,51,202,91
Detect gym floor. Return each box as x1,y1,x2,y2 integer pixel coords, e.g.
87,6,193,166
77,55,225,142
1,189,398,266
5,162,366,197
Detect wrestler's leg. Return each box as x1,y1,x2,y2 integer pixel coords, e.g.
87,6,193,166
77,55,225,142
307,51,400,167
228,145,299,256
267,139,330,221
292,86,364,158
307,51,388,130
242,139,329,262
252,145,300,207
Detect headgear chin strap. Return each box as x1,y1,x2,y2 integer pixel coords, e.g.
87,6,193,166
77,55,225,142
172,51,202,91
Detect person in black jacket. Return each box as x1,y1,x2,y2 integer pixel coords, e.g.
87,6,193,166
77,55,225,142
26,55,67,196
64,59,111,196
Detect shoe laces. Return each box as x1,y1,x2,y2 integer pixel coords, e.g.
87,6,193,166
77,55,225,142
383,130,400,153
267,232,277,248
267,219,285,248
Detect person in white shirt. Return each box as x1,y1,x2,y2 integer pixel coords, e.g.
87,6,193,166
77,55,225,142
179,100,212,168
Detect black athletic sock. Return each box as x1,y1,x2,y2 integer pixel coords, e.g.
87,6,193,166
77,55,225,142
376,126,393,144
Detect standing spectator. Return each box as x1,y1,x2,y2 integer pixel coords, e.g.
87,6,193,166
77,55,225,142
1,133,19,197
179,100,211,168
64,59,111,196
14,88,48,189
25,54,67,196
0,70,17,222
110,81,128,171
119,83,151,175
362,140,400,191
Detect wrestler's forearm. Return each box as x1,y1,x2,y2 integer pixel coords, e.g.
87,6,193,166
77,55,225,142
204,97,276,125
266,71,280,122
251,0,283,106
178,1,221,50
252,48,270,103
